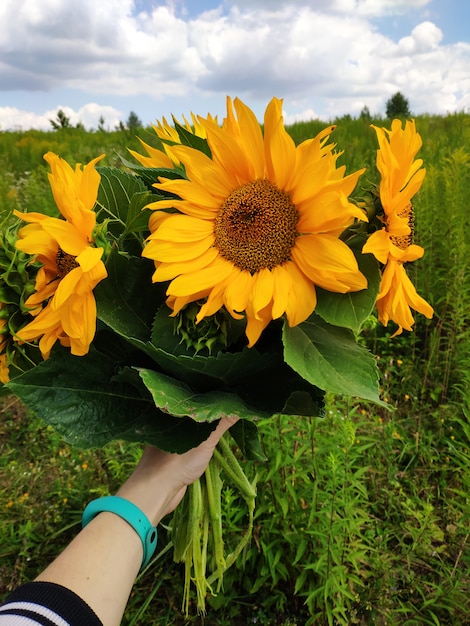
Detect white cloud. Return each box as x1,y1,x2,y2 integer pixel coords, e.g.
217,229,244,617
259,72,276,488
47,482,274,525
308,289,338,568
398,21,443,54
224,0,431,17
355,0,431,17
283,107,319,124
0,0,468,130
0,103,122,131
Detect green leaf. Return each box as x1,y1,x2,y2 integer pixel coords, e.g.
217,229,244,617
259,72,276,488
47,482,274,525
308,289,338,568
119,156,186,193
5,348,216,452
173,121,212,157
123,190,153,236
283,315,388,406
282,390,325,417
138,367,271,424
315,250,381,333
229,419,266,461
96,167,147,225
95,248,165,342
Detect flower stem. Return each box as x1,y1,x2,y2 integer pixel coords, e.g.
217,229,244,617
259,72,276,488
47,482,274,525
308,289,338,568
171,433,257,615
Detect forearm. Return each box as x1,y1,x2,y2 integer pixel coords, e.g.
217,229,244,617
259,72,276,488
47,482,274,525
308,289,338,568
33,449,179,626
35,512,143,626
26,418,237,626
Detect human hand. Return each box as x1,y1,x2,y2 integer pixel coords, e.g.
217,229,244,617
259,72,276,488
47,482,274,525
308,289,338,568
116,416,239,524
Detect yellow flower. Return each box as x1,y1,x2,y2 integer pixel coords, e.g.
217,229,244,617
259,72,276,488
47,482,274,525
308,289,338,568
143,97,368,347
14,152,108,359
129,112,216,169
362,119,433,335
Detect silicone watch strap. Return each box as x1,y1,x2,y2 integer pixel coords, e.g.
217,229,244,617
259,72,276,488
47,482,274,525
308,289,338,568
82,496,158,571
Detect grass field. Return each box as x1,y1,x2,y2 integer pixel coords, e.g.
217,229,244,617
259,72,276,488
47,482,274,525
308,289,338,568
1,112,469,624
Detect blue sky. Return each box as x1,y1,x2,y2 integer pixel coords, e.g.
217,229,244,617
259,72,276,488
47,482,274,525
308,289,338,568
0,0,468,130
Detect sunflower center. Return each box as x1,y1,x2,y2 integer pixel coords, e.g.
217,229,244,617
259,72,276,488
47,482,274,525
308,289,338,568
214,179,298,273
56,248,79,277
389,202,415,250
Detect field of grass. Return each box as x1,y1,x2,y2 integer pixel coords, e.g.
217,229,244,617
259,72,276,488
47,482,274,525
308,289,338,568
1,112,470,624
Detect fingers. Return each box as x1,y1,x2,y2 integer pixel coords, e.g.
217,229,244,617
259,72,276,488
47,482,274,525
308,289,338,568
204,416,239,448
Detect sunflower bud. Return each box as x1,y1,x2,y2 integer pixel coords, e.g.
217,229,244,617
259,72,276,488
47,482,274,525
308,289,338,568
174,302,229,354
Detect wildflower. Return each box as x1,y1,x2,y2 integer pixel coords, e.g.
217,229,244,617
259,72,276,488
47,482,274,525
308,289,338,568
143,97,367,346
363,119,433,335
14,152,107,359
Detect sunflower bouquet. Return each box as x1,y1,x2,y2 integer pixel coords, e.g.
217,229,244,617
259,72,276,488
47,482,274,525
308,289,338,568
0,97,433,612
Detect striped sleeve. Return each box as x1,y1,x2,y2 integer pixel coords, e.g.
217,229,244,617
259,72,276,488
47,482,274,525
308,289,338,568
0,582,102,626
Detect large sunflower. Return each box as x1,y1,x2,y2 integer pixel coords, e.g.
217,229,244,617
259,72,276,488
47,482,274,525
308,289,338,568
14,152,108,359
142,97,368,347
362,119,433,335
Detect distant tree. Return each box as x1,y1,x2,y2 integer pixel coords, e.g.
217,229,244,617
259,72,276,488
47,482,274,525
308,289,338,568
126,111,143,131
359,105,371,121
97,115,106,132
49,109,72,130
75,121,85,130
385,92,411,118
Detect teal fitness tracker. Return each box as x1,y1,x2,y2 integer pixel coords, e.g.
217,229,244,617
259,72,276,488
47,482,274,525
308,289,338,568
82,496,158,571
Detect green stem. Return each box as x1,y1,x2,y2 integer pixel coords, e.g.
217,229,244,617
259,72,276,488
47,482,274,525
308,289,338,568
204,457,226,591
171,433,257,615
214,434,257,499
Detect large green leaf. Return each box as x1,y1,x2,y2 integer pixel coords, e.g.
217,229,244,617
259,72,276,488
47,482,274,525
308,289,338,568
314,251,381,333
138,367,271,424
95,248,165,342
5,349,217,452
283,315,388,406
96,167,147,224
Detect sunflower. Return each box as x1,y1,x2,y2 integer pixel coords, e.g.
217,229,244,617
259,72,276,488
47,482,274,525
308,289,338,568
362,119,433,335
142,97,368,347
129,111,216,169
14,152,108,359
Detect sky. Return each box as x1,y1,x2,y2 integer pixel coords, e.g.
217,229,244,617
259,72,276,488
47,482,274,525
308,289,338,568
0,0,469,130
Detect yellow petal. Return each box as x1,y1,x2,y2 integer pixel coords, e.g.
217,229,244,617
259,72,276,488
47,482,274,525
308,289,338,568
250,268,275,320
224,269,254,317
52,267,82,308
284,262,317,326
362,229,392,265
152,247,220,282
271,264,292,319
168,256,234,297
152,178,222,213
76,246,105,272
152,214,214,242
201,116,255,184
293,235,367,293
245,302,272,347
233,97,265,179
264,97,296,189
42,218,88,256
143,235,215,263
15,227,58,261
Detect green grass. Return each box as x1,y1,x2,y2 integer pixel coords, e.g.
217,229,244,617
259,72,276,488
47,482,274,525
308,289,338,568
1,112,470,623
1,390,469,625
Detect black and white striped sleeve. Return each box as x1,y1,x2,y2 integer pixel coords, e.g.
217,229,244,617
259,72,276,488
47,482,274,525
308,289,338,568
0,581,102,626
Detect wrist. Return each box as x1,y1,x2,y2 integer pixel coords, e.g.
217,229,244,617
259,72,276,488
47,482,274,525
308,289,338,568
116,472,176,526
